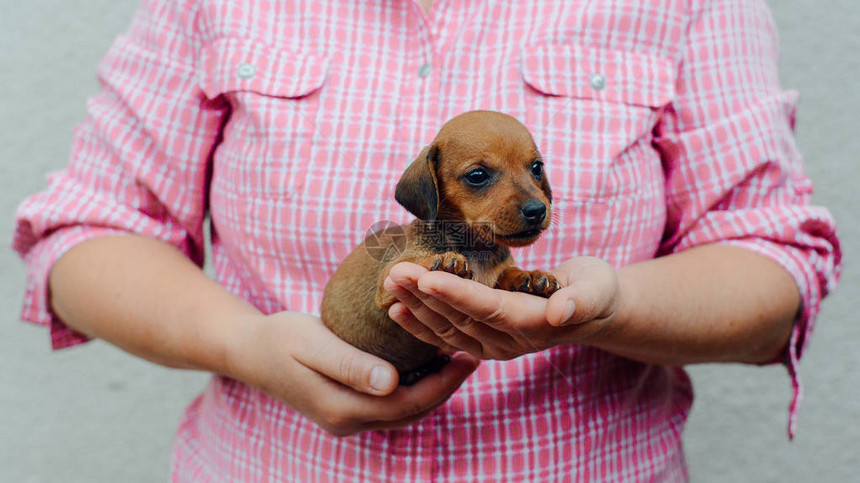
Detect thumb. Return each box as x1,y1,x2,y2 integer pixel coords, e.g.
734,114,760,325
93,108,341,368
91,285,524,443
292,323,400,396
546,283,610,327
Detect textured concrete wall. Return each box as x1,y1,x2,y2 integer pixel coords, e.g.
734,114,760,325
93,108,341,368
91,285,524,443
1,1,857,481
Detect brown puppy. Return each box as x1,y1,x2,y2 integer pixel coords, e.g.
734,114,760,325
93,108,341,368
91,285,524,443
321,110,561,385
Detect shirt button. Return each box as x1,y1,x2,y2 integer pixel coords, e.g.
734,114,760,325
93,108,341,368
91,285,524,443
417,63,432,78
590,73,606,91
237,63,256,79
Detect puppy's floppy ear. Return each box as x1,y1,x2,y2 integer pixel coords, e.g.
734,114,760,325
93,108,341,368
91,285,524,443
395,144,440,220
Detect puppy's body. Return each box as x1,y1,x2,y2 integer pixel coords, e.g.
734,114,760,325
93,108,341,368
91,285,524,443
321,111,560,383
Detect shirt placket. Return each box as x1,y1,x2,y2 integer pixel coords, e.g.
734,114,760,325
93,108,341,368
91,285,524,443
398,0,457,147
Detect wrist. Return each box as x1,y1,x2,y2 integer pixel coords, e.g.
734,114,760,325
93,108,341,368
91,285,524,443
219,310,270,383
608,266,638,332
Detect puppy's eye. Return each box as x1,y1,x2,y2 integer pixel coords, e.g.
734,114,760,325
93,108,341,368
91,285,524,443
463,168,490,187
531,159,544,179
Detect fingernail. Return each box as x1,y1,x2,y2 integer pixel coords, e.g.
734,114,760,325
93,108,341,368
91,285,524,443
417,279,437,295
560,300,576,325
370,365,394,392
386,278,409,297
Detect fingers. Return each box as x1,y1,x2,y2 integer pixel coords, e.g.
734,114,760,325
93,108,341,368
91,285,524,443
291,321,399,396
387,301,461,354
416,270,548,328
388,263,521,355
385,273,486,355
359,352,480,426
315,352,480,436
388,263,474,324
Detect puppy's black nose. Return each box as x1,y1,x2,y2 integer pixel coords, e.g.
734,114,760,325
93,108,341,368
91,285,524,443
521,200,547,224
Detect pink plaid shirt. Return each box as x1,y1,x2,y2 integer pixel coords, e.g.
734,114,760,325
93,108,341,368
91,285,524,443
13,0,841,480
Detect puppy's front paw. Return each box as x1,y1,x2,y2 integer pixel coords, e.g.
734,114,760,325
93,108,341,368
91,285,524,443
428,252,473,280
495,268,561,298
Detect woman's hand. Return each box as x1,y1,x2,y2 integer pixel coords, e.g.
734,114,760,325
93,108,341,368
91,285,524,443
384,257,621,360
227,312,480,437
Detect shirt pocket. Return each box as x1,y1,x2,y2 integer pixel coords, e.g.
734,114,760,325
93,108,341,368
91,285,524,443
519,41,675,201
198,37,329,199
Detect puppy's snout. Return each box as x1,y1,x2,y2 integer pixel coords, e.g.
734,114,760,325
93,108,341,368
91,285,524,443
521,200,547,225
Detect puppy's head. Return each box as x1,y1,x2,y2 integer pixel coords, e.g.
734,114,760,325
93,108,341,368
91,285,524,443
395,110,552,247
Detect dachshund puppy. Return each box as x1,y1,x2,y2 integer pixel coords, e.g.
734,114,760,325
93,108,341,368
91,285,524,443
321,110,560,385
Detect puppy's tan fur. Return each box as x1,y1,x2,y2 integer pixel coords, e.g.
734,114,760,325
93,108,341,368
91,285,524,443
321,111,560,384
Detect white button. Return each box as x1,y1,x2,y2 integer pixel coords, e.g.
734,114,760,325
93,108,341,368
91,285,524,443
590,73,606,90
418,63,432,78
237,63,256,79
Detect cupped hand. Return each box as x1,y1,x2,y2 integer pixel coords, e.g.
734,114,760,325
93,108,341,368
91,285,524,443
384,256,621,360
228,312,480,436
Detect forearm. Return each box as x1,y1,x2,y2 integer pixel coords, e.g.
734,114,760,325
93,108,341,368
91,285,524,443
586,244,800,366
48,235,261,375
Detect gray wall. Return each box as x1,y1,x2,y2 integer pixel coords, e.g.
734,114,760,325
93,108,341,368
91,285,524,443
1,1,857,481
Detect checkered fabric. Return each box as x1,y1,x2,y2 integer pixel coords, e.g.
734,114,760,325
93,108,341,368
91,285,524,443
13,0,841,481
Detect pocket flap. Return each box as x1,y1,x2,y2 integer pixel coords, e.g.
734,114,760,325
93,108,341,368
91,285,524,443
521,40,675,107
198,37,329,99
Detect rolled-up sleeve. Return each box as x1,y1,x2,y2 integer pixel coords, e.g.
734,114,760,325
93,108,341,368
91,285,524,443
12,0,228,349
653,0,842,438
